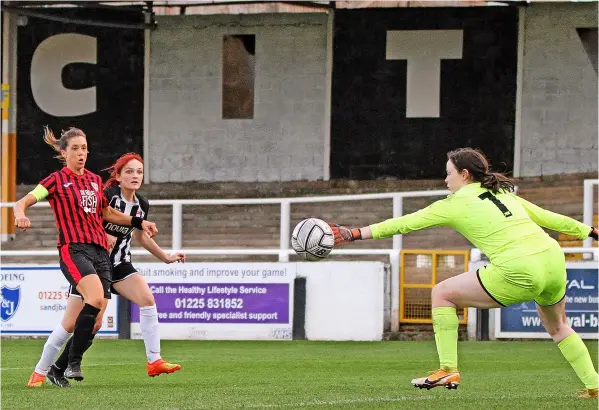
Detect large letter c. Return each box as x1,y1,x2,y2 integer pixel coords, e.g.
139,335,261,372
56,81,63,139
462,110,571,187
31,33,97,117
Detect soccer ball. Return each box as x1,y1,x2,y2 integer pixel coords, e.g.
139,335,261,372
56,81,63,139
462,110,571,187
291,218,335,261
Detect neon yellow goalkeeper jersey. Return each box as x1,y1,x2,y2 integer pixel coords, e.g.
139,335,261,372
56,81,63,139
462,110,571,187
370,183,591,266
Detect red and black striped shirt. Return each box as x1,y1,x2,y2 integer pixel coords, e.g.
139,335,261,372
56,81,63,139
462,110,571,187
39,167,109,250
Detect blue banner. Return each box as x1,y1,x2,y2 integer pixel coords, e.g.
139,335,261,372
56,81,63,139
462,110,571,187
500,267,598,334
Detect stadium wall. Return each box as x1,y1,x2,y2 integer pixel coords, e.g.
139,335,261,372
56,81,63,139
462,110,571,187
12,4,597,185
148,13,328,183
519,2,598,177
15,7,144,184
330,7,518,180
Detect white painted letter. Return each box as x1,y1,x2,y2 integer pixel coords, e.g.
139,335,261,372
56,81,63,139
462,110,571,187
386,30,463,118
31,33,97,117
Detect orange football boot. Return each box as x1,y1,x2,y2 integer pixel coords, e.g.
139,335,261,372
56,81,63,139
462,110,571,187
147,359,182,377
26,371,45,388
579,388,598,399
411,368,460,390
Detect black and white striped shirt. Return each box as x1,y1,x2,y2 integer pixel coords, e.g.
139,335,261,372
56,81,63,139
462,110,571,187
103,185,149,267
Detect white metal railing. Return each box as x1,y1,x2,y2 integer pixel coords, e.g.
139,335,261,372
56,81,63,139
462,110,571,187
2,180,595,250
1,190,448,258
583,179,598,249
2,181,597,330
0,189,449,333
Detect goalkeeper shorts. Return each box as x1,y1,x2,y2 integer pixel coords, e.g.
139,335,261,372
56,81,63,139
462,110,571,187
477,244,566,307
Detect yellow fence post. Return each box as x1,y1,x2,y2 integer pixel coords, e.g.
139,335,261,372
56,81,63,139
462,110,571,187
1,84,16,241
399,250,470,325
2,12,17,242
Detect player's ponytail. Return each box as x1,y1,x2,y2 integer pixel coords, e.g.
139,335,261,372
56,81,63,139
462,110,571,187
43,126,63,163
103,152,144,189
43,126,87,164
481,172,514,194
447,148,514,194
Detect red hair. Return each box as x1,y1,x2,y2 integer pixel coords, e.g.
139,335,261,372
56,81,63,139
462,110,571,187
103,152,144,189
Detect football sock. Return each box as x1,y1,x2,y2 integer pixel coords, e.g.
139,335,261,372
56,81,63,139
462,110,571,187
34,325,72,376
432,306,459,372
139,305,161,363
558,333,599,389
55,333,96,372
68,303,100,366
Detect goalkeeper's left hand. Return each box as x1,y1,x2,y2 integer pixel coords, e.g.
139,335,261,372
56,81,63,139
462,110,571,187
328,223,361,245
590,227,598,241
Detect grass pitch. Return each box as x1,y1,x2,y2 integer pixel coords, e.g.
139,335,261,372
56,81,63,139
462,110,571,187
2,339,597,409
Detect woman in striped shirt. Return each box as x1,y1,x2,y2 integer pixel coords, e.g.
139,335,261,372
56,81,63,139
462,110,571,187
31,153,185,388
16,127,158,386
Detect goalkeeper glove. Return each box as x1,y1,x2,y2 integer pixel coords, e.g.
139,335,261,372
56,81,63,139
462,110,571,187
328,223,361,245
590,227,598,241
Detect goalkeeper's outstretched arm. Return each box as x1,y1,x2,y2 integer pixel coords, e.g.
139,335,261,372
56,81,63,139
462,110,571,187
515,196,597,240
328,198,453,245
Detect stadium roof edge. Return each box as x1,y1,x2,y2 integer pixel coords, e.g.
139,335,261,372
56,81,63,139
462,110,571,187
2,0,595,17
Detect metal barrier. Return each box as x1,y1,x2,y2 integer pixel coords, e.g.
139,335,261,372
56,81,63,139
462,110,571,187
0,189,449,333
400,249,470,324
583,179,599,249
1,190,448,257
2,179,595,331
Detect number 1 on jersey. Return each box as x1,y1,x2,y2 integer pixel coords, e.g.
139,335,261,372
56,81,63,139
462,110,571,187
478,192,513,218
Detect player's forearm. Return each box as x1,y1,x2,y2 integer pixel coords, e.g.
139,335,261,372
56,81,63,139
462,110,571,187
529,208,589,239
368,205,448,239
103,207,142,228
518,196,590,239
13,194,37,218
139,232,169,262
369,216,420,239
359,226,373,240
552,218,593,240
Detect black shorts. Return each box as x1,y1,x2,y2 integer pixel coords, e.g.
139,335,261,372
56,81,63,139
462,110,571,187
60,243,112,299
69,262,138,298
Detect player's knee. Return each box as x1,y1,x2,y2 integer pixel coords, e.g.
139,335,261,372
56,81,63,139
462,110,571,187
431,282,447,301
138,292,155,307
61,317,77,333
79,288,104,309
85,296,104,309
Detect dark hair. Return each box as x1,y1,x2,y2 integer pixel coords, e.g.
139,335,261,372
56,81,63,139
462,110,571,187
447,148,514,194
103,152,144,190
43,126,87,164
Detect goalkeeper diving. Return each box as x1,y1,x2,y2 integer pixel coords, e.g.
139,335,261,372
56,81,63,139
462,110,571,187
328,148,598,398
